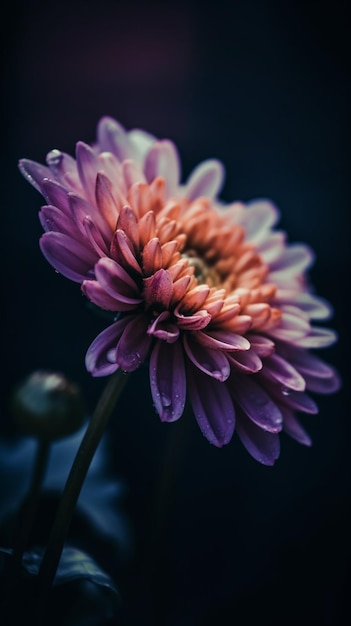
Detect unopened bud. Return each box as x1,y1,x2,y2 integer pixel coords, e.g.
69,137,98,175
11,370,85,440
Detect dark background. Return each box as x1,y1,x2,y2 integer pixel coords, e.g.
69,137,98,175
1,1,350,624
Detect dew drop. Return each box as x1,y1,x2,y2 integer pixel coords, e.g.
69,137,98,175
281,386,292,396
46,149,63,167
161,392,172,407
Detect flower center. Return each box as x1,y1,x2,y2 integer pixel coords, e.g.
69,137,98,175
181,249,221,287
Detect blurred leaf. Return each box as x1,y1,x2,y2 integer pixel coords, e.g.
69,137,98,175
0,545,121,625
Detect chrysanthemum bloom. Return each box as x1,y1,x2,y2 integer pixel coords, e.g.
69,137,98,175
19,116,341,464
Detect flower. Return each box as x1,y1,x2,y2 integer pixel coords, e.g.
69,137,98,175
19,116,341,464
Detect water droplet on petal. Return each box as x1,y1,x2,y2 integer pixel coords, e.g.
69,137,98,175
281,386,292,396
46,149,63,167
161,392,172,407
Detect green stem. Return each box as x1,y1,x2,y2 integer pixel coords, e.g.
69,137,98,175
2,438,50,608
36,369,130,601
12,439,50,566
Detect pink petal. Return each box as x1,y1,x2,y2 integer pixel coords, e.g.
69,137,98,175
142,238,163,275
143,269,173,309
115,314,152,371
116,205,140,250
185,159,225,200
231,376,283,432
188,366,235,447
236,410,280,465
184,335,231,381
149,340,186,422
111,229,142,274
95,173,120,231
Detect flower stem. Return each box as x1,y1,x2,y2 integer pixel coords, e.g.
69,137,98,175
12,439,51,566
36,369,130,604
2,438,50,608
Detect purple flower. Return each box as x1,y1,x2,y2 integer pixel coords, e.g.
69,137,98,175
19,116,341,464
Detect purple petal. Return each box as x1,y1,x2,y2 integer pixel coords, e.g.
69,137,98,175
293,327,338,349
76,141,99,204
42,179,71,213
115,314,152,371
184,335,231,381
40,232,98,282
18,159,52,194
96,116,131,161
149,340,186,422
82,280,138,312
174,309,212,330
45,150,82,193
236,410,280,465
148,311,180,343
230,376,283,432
269,244,315,276
281,409,312,446
304,367,342,394
185,159,225,200
196,329,250,351
39,205,78,236
94,257,142,303
261,353,306,392
68,192,111,242
144,140,181,197
227,349,262,373
188,366,235,447
85,318,131,376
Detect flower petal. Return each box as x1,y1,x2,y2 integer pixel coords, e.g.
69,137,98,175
236,410,280,465
149,340,186,422
230,376,283,432
40,232,98,282
188,366,235,447
185,159,225,200
85,318,131,376
143,269,173,309
94,257,142,303
184,335,231,381
115,314,151,371
281,409,312,446
260,353,306,392
144,140,181,197
18,159,51,193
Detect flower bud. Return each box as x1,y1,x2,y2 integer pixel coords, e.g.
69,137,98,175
11,370,85,440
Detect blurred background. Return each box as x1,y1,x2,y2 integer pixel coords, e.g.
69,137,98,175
1,0,350,624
